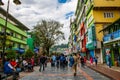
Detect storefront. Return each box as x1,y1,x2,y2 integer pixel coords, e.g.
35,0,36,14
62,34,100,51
100,18,120,66
86,24,96,58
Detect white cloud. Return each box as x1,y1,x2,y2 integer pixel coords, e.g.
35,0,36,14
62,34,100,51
1,0,77,44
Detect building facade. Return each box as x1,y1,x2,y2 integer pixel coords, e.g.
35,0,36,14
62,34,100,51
100,18,120,66
74,0,120,64
0,7,29,54
75,0,87,57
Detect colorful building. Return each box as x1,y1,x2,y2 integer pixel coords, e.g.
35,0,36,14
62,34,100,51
74,0,120,64
0,7,29,54
75,0,87,57
100,18,120,66
68,18,77,53
86,0,120,63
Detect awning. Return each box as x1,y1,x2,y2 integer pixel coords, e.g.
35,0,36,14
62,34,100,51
19,48,25,54
34,47,39,53
13,48,25,54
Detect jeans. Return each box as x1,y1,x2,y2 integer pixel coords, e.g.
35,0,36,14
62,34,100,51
39,63,45,72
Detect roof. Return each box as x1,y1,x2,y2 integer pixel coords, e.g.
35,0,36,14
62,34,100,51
99,18,120,33
0,7,29,30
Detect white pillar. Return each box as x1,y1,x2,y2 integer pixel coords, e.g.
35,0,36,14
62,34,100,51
100,49,103,64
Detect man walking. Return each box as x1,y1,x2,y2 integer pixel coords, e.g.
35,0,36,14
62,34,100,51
72,53,78,76
39,53,47,72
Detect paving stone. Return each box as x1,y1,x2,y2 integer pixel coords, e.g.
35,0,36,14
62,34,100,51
20,63,111,80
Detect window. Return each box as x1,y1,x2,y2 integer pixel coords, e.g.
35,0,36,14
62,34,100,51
10,31,14,36
18,44,21,48
1,27,5,32
104,12,113,18
13,42,15,47
21,36,23,40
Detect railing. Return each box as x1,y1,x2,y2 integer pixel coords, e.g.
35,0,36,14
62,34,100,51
103,30,120,42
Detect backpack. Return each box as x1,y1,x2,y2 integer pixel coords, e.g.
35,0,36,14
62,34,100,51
69,56,74,67
60,56,66,62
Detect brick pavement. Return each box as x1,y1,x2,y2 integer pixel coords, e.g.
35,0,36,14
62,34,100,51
4,62,117,80
86,63,120,80
19,63,110,80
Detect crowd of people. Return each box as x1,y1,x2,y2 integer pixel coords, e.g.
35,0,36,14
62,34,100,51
3,55,36,80
49,52,98,76
3,51,99,80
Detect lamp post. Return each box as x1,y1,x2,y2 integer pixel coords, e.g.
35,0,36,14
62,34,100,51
0,0,21,64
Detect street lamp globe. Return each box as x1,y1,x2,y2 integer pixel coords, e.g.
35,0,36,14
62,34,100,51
0,0,4,5
13,0,21,5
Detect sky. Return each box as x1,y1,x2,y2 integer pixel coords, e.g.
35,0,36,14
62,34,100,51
1,0,77,44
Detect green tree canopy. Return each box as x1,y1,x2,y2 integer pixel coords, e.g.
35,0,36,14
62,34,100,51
32,19,65,54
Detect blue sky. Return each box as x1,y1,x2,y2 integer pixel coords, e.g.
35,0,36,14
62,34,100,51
1,0,77,44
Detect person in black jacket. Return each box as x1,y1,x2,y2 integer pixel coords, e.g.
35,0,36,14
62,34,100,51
80,57,84,68
39,53,47,72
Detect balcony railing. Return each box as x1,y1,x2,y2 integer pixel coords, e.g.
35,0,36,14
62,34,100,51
103,30,120,42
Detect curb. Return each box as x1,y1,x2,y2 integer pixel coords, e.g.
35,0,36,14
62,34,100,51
87,65,116,80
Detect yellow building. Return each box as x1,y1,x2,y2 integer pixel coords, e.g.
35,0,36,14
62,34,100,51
85,0,120,63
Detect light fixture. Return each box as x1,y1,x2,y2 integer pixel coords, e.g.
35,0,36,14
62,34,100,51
13,0,21,5
0,0,4,5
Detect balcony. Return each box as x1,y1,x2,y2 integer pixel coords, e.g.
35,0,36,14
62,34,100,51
103,30,120,43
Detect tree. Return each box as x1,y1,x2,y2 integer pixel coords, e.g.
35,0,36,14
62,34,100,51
6,49,16,59
32,19,65,55
24,49,34,58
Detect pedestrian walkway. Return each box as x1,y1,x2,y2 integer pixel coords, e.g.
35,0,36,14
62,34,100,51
4,63,111,80
19,63,110,80
86,62,120,80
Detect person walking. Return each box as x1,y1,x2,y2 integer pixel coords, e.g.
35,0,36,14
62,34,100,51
90,56,93,65
51,54,56,67
69,54,74,67
84,56,87,67
60,54,66,69
56,55,60,68
39,53,47,72
106,49,112,68
31,56,35,71
80,56,84,68
94,56,98,66
72,53,78,76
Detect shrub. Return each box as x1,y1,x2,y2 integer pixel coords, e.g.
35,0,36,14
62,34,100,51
6,50,16,59
24,49,34,58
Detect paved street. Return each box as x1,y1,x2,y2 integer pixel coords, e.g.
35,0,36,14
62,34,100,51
19,63,111,80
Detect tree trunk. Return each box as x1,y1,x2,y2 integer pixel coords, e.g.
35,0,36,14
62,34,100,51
46,48,49,56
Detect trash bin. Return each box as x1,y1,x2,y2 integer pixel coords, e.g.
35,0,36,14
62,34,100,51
114,60,118,67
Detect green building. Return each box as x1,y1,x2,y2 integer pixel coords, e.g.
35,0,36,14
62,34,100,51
27,33,34,51
0,7,29,53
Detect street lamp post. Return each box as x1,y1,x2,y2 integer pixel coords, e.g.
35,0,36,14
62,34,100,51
0,0,21,64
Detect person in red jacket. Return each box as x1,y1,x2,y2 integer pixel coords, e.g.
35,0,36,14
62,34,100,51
10,58,17,68
31,56,35,71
